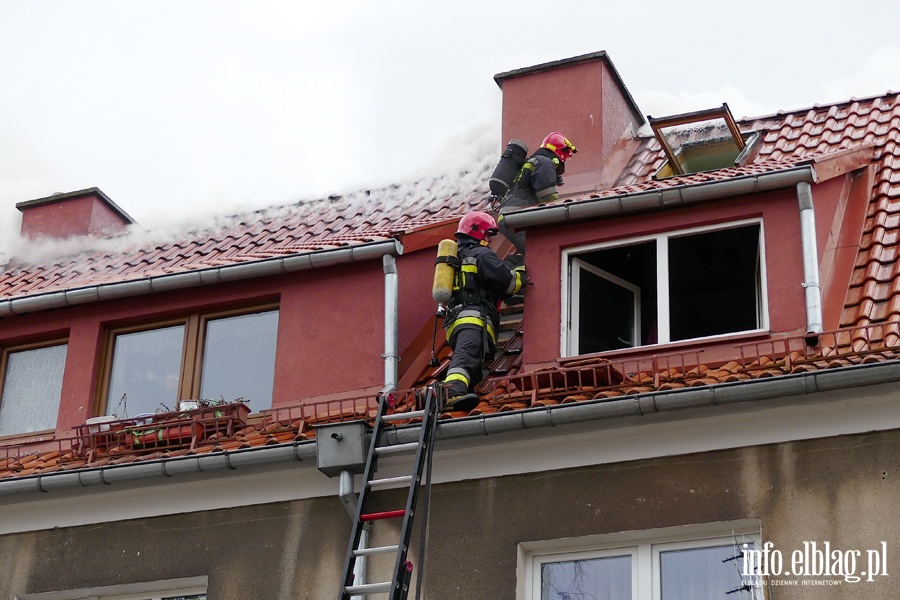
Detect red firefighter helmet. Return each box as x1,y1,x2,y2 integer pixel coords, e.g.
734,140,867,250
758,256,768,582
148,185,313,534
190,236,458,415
541,132,577,162
457,211,499,241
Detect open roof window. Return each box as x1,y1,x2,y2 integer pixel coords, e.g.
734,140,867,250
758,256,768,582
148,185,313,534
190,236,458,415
649,103,755,179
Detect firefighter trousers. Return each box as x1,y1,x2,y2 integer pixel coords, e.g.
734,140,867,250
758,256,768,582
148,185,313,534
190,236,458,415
444,325,488,398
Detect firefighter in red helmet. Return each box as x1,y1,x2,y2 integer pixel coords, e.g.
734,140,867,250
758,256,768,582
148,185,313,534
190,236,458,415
442,211,525,412
498,132,577,255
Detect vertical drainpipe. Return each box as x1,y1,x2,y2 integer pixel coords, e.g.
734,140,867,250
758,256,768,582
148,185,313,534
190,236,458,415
338,253,399,599
796,181,824,337
382,254,400,393
339,468,367,600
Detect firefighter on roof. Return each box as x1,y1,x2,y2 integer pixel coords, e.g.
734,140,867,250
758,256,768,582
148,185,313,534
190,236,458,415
442,211,525,412
498,131,577,255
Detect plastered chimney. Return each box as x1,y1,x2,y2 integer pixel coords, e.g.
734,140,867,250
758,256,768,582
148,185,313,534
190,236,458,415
493,51,645,193
16,187,135,240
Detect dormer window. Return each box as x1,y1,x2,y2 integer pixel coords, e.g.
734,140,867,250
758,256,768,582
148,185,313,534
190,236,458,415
650,104,756,179
564,220,768,356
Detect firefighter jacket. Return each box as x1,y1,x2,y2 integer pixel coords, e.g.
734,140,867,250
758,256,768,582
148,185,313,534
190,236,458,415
506,147,562,206
444,234,525,353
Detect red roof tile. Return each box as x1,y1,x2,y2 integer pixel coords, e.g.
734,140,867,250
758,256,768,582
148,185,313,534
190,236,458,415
0,166,495,302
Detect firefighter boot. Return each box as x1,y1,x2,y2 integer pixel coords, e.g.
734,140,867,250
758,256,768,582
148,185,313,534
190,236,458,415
445,392,480,413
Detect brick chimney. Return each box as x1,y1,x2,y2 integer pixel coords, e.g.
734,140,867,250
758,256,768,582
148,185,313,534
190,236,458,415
493,51,645,194
16,187,135,240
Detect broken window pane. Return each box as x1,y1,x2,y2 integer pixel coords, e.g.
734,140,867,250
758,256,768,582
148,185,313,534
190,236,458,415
107,325,185,417
0,343,67,436
199,309,279,411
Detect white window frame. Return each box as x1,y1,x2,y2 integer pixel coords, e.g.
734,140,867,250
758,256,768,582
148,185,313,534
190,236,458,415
519,520,762,600
561,218,769,357
569,259,642,356
15,577,207,600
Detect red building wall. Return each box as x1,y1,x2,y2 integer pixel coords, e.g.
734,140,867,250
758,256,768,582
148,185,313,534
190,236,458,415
0,251,437,439
521,187,816,369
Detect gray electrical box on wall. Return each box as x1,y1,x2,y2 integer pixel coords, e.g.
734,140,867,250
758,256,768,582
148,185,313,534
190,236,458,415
315,421,369,477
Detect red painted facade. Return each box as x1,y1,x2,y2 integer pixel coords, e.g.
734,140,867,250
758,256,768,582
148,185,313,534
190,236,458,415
0,252,438,442
520,176,857,370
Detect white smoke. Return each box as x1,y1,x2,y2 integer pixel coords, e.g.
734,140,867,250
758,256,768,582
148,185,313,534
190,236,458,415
0,121,501,275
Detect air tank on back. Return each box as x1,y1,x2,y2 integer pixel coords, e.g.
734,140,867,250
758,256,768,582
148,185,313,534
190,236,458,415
488,139,529,198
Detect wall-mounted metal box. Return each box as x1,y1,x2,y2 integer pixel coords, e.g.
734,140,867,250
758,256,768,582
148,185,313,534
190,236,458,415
315,420,369,477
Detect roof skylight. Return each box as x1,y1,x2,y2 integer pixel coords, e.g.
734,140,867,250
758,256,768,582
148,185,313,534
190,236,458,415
649,103,749,178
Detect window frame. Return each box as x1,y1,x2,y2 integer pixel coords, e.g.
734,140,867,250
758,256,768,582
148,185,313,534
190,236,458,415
568,258,642,356
14,576,208,600
98,303,279,416
561,218,769,357
648,103,747,178
0,337,69,439
519,521,763,600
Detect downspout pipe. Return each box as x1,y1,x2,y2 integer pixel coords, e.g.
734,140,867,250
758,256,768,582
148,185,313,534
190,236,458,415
797,181,824,336
341,253,400,596
339,468,368,599
382,254,400,394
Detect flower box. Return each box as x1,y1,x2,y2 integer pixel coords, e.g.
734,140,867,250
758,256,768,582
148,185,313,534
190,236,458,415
128,420,203,448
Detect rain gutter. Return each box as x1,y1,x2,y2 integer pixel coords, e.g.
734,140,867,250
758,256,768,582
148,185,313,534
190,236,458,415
0,239,404,318
501,167,817,230
2,359,899,499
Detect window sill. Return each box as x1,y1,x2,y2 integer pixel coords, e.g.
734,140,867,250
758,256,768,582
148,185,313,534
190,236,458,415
0,428,56,445
560,328,771,365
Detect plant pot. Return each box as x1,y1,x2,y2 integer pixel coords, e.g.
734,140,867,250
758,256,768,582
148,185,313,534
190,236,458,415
85,416,117,433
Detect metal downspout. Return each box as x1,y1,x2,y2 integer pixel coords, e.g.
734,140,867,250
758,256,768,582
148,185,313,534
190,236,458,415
343,254,399,597
796,181,824,336
382,254,399,393
339,468,367,599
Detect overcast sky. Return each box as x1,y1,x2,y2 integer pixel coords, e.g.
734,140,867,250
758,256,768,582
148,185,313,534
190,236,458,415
1,0,899,238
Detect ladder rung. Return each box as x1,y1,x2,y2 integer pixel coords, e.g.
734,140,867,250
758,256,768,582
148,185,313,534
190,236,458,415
381,410,425,422
368,475,412,489
361,509,406,522
345,581,392,595
375,442,419,455
353,544,399,557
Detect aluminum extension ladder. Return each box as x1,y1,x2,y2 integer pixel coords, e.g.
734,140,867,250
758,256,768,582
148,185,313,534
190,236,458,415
337,386,440,600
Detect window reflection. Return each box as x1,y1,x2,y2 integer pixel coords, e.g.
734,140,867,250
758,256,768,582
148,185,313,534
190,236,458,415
106,325,185,417
660,544,747,599
0,343,67,436
199,310,279,411
541,555,631,600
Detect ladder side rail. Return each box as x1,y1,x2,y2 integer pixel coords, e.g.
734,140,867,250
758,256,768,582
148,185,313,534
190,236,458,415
338,393,392,600
413,386,441,600
389,388,439,600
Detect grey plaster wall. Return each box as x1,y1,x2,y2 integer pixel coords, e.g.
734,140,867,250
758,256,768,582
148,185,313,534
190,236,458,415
2,428,898,599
